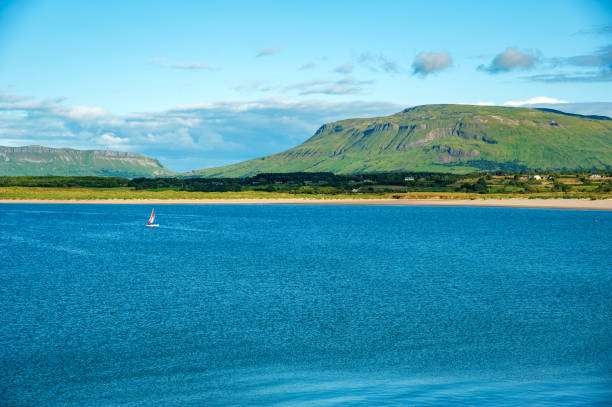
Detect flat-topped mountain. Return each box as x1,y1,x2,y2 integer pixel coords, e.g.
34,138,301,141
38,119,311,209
0,145,176,177
191,104,612,177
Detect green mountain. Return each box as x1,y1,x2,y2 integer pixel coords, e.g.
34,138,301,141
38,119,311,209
191,104,612,177
0,145,176,177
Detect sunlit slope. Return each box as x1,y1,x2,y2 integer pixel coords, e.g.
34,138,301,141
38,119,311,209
191,105,612,176
0,146,176,177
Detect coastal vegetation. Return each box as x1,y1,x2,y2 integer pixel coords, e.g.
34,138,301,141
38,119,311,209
1,170,611,200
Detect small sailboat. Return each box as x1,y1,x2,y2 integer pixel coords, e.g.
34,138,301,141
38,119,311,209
146,208,159,228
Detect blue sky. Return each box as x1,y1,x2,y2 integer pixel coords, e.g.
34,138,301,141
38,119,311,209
0,0,611,171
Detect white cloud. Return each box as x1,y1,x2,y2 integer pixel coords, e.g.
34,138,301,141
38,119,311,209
412,52,452,76
456,101,494,106
459,97,569,107
0,93,401,172
503,96,569,107
479,48,538,73
96,133,128,145
65,106,110,120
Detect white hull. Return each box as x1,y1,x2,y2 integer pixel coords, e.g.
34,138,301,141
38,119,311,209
146,224,160,228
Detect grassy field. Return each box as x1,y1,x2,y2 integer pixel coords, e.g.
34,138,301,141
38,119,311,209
2,186,611,201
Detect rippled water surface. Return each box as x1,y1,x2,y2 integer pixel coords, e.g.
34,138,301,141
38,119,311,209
1,204,611,405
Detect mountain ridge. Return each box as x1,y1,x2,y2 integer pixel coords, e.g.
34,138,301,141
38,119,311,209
190,104,612,177
531,107,611,121
0,145,176,177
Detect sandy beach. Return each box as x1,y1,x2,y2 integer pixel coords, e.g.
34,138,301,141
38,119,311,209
1,198,611,210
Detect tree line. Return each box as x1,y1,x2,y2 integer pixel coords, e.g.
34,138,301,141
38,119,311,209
1,170,610,194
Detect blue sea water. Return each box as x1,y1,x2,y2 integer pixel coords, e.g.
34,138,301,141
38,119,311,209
0,203,611,406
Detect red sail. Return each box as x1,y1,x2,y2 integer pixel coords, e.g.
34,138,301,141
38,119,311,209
148,209,155,224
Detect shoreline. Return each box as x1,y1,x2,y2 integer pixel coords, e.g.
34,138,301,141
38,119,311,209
1,198,611,210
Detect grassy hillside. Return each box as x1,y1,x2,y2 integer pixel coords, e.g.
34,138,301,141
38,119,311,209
0,146,176,177
190,104,612,177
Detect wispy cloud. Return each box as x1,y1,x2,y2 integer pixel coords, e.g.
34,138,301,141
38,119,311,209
284,80,331,92
336,77,374,86
526,45,612,82
560,45,612,67
478,47,539,73
299,85,359,95
0,92,400,172
574,24,612,35
148,57,217,71
0,91,31,103
284,77,374,95
412,52,452,76
527,70,612,83
379,57,399,73
232,77,375,96
357,52,400,73
232,81,278,93
334,63,354,74
256,44,280,57
298,63,316,70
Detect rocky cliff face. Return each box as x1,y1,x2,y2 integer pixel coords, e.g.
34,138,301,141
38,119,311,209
0,146,175,177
